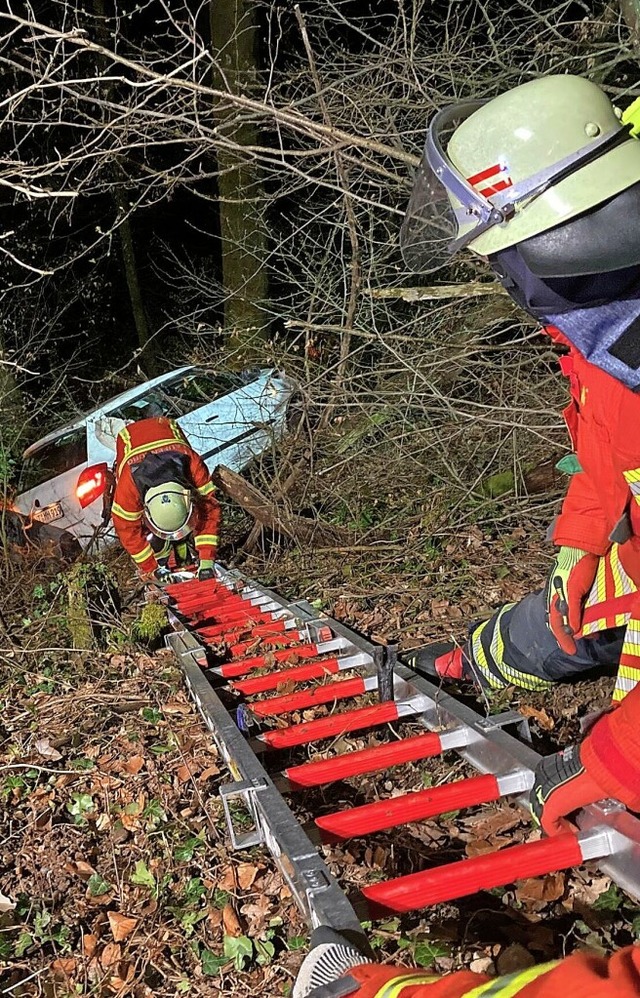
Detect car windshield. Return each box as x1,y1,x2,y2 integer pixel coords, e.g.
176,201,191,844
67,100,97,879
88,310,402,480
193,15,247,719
20,428,88,491
106,371,246,422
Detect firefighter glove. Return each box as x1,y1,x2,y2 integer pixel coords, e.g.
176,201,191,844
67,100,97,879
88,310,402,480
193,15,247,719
198,559,215,582
293,927,371,998
530,744,607,836
545,546,598,655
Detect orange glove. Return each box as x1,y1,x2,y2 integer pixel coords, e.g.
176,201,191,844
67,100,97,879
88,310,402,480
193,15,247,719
530,744,606,835
545,546,598,654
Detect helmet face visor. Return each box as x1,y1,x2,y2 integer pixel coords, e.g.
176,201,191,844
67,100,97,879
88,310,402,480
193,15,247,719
400,100,631,275
400,101,501,274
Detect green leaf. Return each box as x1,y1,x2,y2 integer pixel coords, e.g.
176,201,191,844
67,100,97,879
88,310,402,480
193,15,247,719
0,936,12,960
14,932,33,957
174,835,205,862
150,743,172,755
142,707,163,724
631,913,640,938
201,949,228,975
287,936,306,951
223,934,253,971
254,938,275,966
34,908,51,936
70,757,95,771
66,792,95,822
182,877,205,904
413,941,450,966
130,860,156,892
211,889,230,909
178,910,208,936
143,798,167,828
176,979,191,993
593,884,623,912
87,873,112,897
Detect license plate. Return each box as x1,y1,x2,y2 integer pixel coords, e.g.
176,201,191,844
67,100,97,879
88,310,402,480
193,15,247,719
32,502,63,524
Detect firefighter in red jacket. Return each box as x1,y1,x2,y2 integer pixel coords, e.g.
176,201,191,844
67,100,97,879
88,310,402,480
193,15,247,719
292,682,640,997
111,416,220,582
399,75,640,704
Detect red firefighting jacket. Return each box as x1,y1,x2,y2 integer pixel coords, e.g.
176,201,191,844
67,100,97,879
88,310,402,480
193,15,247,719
546,326,640,700
111,417,220,574
343,944,640,997
548,325,640,568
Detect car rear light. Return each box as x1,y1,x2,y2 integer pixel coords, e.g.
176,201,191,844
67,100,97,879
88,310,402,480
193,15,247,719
76,463,109,508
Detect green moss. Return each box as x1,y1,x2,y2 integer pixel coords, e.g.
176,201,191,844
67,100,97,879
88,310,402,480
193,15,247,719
132,603,168,644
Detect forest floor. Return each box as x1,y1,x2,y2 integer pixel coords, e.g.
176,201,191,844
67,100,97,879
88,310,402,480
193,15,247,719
1,521,639,998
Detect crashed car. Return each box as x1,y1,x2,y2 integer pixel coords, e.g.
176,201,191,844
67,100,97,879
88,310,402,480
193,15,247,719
13,365,296,550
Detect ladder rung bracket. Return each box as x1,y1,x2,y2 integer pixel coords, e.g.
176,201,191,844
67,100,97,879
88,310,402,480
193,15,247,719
315,773,500,841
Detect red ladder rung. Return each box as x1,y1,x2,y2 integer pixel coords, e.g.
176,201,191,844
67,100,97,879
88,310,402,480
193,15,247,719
230,658,343,695
282,731,446,789
257,700,405,750
361,832,585,915
229,630,305,658
250,676,367,718
197,610,273,638
216,644,324,677
315,773,500,841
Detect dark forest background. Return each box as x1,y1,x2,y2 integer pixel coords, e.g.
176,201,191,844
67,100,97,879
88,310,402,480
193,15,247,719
1,0,639,552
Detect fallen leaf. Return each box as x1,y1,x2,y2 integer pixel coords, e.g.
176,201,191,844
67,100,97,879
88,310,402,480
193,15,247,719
496,943,536,975
219,867,236,892
75,860,96,881
110,961,135,991
469,956,494,974
222,903,242,937
108,912,139,943
82,934,98,958
237,863,259,890
199,765,220,782
51,957,76,977
123,755,144,775
100,942,122,969
515,872,565,905
35,737,63,761
0,890,15,913
465,838,496,857
520,705,555,731
176,763,195,783
467,805,523,841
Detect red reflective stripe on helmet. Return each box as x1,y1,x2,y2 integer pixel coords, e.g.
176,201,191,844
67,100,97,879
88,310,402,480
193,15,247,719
477,177,513,197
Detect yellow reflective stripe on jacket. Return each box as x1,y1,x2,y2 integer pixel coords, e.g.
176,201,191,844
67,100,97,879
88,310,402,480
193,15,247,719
117,436,186,477
197,481,216,496
111,501,143,522
374,972,439,997
194,534,219,548
132,544,154,565
461,960,559,998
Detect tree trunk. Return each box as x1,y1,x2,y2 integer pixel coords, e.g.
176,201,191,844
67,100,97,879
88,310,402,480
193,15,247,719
93,0,156,373
210,0,269,357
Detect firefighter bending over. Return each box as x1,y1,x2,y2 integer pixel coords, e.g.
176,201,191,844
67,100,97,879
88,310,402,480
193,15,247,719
111,416,220,582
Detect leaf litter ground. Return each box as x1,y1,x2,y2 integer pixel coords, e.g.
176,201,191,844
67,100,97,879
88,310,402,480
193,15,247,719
2,523,639,995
